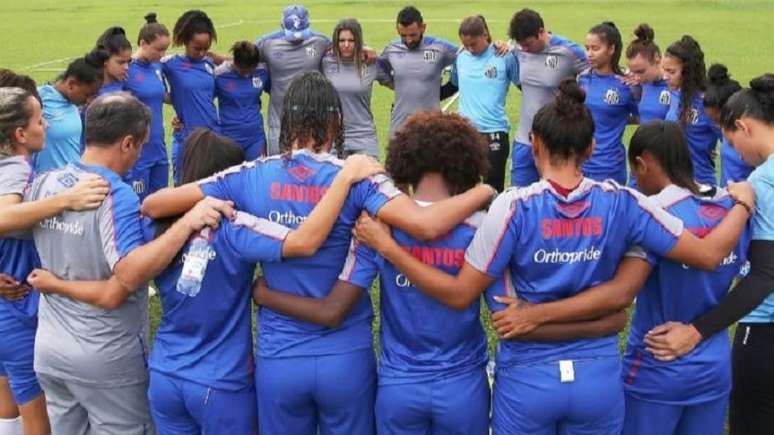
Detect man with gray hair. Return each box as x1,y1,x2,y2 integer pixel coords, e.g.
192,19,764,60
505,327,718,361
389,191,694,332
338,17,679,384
25,93,231,434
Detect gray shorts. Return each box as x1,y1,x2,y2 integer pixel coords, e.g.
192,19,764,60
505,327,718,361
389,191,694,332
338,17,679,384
37,373,154,435
267,127,280,156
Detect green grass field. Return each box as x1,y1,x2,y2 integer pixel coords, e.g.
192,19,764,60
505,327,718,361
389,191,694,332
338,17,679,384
4,1,774,430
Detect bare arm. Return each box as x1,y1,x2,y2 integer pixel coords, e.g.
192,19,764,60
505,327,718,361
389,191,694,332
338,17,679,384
0,176,108,235
282,155,384,257
376,184,495,241
513,310,628,342
27,269,129,310
253,277,364,328
115,197,232,291
355,214,493,309
141,183,205,219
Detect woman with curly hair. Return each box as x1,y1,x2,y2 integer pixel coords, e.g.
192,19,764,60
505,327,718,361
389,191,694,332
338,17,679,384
141,71,496,435
663,35,719,186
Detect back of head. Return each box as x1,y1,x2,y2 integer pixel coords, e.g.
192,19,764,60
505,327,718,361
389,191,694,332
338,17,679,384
666,35,706,120
387,111,489,195
589,21,623,75
231,41,261,69
173,9,216,46
96,26,132,55
85,92,150,146
509,8,543,42
397,6,423,26
0,87,33,157
138,12,170,45
458,15,491,43
0,69,40,102
626,23,660,61
62,48,109,84
531,78,595,165
721,73,774,131
279,71,343,155
704,64,741,110
181,128,245,183
628,121,697,193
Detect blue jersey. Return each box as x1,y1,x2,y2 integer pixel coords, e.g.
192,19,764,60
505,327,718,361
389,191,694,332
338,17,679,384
339,207,491,385
150,212,289,390
214,62,270,154
0,156,40,325
126,60,167,167
720,137,753,187
199,150,402,358
578,70,639,182
162,55,220,144
666,91,720,186
97,80,126,96
466,179,684,366
34,84,83,172
638,80,671,123
742,154,774,323
623,185,749,405
451,45,520,133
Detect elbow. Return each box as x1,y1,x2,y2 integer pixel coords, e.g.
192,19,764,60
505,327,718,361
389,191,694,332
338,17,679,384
285,240,319,258
95,294,126,310
140,200,162,219
448,294,477,311
320,308,347,328
412,222,441,241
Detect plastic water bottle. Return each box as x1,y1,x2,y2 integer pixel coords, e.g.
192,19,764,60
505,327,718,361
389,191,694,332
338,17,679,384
176,228,212,297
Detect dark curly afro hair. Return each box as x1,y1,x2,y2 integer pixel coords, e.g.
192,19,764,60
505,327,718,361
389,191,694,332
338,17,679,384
386,111,489,195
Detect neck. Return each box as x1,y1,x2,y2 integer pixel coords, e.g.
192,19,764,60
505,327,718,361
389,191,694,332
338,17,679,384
541,162,583,189
102,71,115,85
412,173,452,202
595,64,614,75
54,80,70,100
80,146,124,175
13,145,30,158
135,49,150,63
291,139,331,154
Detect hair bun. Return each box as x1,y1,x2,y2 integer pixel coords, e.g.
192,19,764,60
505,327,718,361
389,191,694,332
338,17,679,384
633,23,654,43
707,63,730,85
750,74,774,94
144,12,158,24
555,77,586,118
602,21,618,30
85,48,110,67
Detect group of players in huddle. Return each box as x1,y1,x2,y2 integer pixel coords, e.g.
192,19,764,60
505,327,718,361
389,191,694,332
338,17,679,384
1,3,774,435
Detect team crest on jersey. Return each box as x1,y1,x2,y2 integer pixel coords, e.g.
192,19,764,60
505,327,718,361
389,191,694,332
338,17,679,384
423,50,437,62
252,77,263,89
484,65,498,79
287,163,316,182
603,89,620,105
545,54,559,69
306,47,318,58
273,51,285,59
699,203,728,221
56,172,79,188
132,179,145,195
688,108,700,125
659,90,671,105
557,200,591,218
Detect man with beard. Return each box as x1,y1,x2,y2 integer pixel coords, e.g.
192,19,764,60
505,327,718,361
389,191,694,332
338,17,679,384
378,6,458,138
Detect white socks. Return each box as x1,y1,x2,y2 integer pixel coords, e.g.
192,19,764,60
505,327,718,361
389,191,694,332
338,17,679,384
0,416,21,435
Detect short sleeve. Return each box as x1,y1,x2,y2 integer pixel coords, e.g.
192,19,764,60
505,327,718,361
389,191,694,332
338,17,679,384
198,163,253,209
568,42,588,74
440,40,458,68
99,184,144,270
506,51,520,86
221,211,290,264
623,189,683,257
750,168,774,241
465,192,519,278
624,245,658,267
0,157,33,197
350,174,403,216
628,85,640,117
338,239,379,290
482,273,515,312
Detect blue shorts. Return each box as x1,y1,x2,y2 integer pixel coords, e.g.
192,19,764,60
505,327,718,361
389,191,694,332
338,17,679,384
256,348,376,435
0,310,41,405
376,367,490,435
492,357,624,435
124,159,169,202
511,141,541,187
242,140,265,162
623,394,727,435
148,370,257,434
